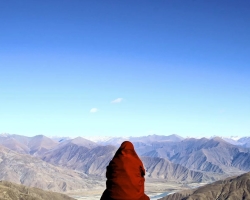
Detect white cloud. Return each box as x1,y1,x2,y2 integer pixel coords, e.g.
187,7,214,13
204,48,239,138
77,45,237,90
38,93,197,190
111,98,123,104
90,108,98,113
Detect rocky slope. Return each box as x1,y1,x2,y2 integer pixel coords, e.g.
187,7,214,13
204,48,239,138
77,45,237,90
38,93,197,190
141,157,215,182
42,144,118,176
0,134,59,155
160,172,250,200
42,142,216,183
0,180,75,200
2,134,250,187
0,145,104,193
139,137,250,174
238,137,250,148
3,134,250,176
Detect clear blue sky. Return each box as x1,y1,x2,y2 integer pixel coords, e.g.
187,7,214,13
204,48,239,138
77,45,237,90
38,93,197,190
1,0,250,138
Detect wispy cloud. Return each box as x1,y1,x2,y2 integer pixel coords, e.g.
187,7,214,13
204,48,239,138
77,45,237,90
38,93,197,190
90,108,98,113
111,98,123,104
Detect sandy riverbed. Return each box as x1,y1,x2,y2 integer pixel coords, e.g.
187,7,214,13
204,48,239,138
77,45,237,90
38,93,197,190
68,180,197,200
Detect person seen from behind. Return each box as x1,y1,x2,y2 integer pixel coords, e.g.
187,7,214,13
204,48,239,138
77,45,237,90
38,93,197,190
100,141,150,200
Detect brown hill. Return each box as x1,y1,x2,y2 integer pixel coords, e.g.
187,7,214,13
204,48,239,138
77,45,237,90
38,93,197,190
0,134,59,155
0,145,104,193
42,144,117,176
160,172,250,200
42,143,216,183
141,157,216,183
0,180,75,200
3,134,249,176
68,137,99,148
27,135,59,155
140,137,250,174
0,137,30,154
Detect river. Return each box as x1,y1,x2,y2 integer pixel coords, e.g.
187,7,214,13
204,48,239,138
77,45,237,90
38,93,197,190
148,192,170,200
73,192,170,200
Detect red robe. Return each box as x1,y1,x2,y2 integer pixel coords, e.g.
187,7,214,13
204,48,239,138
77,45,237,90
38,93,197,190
100,141,150,200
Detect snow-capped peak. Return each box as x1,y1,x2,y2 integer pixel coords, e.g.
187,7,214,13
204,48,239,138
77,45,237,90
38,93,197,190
0,133,11,137
84,136,128,143
228,136,241,141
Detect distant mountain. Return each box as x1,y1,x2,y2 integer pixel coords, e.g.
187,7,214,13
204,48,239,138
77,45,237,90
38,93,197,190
131,134,183,143
221,137,240,145
238,137,250,148
211,136,250,148
41,141,216,183
94,136,130,146
41,135,250,180
161,172,250,200
83,136,115,143
141,157,216,182
137,137,250,174
0,136,30,154
27,135,59,155
0,133,11,137
170,137,250,173
2,133,250,185
10,134,32,146
0,145,104,193
50,136,72,143
67,137,99,149
46,136,99,154
73,145,118,175
41,140,114,175
42,143,117,176
90,134,183,146
0,180,75,200
0,134,59,155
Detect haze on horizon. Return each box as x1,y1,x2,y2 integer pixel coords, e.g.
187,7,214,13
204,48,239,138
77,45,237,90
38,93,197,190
1,1,250,138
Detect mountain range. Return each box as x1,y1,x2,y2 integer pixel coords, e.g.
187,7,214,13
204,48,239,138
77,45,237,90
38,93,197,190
84,134,184,146
161,171,250,200
0,144,104,193
82,134,250,148
138,137,250,174
41,138,216,182
1,133,250,199
0,180,75,200
0,134,59,155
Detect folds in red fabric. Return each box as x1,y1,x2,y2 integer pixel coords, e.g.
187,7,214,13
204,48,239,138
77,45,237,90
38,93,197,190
100,141,150,200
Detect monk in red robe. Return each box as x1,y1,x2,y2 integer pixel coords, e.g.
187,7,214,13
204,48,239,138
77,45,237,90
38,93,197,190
100,141,150,200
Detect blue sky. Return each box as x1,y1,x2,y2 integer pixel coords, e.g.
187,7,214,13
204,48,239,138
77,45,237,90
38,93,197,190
1,0,250,138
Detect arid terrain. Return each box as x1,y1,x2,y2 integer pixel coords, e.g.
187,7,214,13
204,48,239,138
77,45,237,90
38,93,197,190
1,134,250,199
0,180,75,200
68,179,209,200
160,171,250,200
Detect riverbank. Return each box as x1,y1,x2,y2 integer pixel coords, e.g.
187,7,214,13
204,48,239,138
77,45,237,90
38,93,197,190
69,181,181,200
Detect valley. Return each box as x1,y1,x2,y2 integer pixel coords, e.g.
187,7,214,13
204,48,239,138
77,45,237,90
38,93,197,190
0,133,250,199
